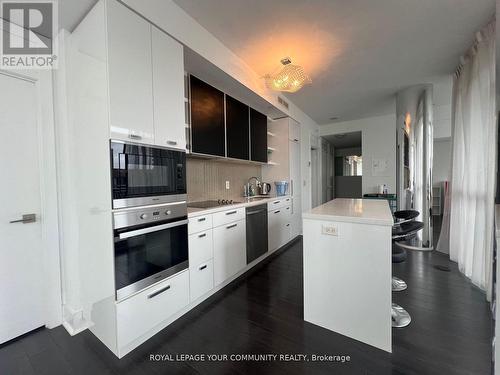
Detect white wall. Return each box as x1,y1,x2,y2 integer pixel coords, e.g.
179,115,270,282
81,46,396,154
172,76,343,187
320,114,397,195
123,0,319,213
433,139,452,185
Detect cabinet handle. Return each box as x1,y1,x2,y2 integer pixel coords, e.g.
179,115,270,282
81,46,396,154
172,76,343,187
198,233,207,238
198,217,206,222
286,207,290,210
293,138,299,142
226,223,237,229
274,210,281,214
286,223,290,227
225,210,237,215
147,285,170,299
167,140,178,146
273,201,280,204
199,264,207,271
129,134,142,140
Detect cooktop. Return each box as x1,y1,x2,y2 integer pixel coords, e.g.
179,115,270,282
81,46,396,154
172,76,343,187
188,199,243,209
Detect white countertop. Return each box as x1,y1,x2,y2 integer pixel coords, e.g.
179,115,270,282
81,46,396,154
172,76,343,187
302,198,394,226
187,195,291,217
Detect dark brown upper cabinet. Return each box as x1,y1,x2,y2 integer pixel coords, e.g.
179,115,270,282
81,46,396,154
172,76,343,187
225,95,250,160
250,108,268,163
190,75,225,157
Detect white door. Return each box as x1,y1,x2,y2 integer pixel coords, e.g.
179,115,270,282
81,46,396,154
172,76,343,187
0,73,45,343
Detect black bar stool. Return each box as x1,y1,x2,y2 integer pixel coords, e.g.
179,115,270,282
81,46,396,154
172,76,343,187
391,210,423,328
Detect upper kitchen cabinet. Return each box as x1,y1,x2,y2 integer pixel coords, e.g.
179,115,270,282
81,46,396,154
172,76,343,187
225,95,249,160
190,76,225,157
107,1,186,148
107,0,154,143
250,108,268,163
151,26,186,151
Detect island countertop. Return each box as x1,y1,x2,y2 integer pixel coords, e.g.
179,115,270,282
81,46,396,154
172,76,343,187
302,198,394,226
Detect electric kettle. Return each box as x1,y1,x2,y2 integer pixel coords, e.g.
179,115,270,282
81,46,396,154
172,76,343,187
259,182,272,195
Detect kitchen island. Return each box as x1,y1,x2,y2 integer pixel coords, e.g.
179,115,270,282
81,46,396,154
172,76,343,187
302,198,393,352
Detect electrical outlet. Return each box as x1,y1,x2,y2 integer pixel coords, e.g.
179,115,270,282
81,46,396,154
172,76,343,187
322,224,338,236
225,181,230,190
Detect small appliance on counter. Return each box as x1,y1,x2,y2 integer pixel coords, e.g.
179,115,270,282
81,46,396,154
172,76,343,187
259,182,272,195
274,181,289,196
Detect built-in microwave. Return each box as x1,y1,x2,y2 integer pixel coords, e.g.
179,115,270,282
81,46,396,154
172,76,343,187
110,141,186,209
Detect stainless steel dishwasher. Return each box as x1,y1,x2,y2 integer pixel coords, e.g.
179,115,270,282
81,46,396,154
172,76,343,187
246,204,268,264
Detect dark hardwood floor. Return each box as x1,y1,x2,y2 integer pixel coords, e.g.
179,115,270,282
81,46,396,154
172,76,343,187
0,237,492,375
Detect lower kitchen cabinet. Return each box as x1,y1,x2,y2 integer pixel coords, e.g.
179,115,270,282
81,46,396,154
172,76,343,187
190,259,214,302
116,270,189,347
213,219,246,286
268,207,283,252
268,199,293,251
188,229,213,267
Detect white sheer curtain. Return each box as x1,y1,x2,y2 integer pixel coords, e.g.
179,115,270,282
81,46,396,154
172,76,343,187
447,21,496,300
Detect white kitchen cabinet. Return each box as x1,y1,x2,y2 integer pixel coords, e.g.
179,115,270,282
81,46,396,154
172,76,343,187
116,270,189,348
262,117,302,238
268,207,283,251
151,26,186,150
289,137,302,237
107,0,154,143
291,197,302,237
212,207,245,227
188,229,214,267
190,260,214,302
282,205,292,246
213,219,246,286
289,119,301,142
188,214,213,234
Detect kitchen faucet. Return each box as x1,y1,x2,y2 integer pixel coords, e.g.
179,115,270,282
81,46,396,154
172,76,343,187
246,176,261,197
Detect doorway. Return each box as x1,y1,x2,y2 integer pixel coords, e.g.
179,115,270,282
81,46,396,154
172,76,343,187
322,131,362,199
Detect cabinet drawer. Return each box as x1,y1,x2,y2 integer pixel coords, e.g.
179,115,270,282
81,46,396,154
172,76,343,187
188,214,213,234
268,198,288,211
284,204,292,218
212,207,245,227
116,271,189,347
189,229,213,266
190,260,214,302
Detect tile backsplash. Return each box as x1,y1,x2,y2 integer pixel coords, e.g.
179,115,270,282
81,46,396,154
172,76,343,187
187,157,262,202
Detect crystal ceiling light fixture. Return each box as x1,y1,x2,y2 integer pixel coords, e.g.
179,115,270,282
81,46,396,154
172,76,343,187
264,57,312,93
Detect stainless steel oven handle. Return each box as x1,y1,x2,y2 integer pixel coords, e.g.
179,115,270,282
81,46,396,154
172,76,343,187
118,219,188,239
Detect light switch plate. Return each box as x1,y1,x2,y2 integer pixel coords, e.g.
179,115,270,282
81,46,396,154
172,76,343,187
225,181,230,190
322,224,338,236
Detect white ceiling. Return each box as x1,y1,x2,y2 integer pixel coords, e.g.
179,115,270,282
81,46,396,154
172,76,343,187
173,0,494,124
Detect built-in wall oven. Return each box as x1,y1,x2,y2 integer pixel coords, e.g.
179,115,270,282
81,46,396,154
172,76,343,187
110,141,186,209
113,202,188,300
